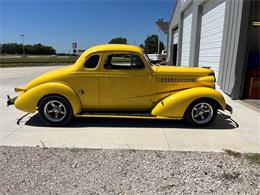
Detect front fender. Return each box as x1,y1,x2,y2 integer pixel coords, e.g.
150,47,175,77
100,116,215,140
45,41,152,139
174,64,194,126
152,87,226,118
14,82,81,114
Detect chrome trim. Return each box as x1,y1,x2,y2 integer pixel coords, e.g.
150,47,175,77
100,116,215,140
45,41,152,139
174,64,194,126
225,104,233,114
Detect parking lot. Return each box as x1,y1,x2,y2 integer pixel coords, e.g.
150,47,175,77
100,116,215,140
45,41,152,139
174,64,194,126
0,66,259,153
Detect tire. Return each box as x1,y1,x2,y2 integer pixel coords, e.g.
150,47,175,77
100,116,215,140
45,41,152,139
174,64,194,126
184,99,218,127
38,95,73,126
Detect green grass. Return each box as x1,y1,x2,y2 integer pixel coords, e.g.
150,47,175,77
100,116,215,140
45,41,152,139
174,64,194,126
224,149,260,165
0,63,71,68
0,56,78,68
0,56,78,63
154,150,164,158
0,56,132,68
223,149,241,158
246,153,260,165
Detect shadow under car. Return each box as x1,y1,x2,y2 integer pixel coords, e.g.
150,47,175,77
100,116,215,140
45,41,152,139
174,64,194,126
24,112,238,130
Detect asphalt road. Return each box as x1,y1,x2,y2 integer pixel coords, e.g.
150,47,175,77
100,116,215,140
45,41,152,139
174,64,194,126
0,66,260,152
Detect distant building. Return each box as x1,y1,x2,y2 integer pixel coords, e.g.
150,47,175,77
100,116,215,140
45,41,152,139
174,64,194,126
77,50,85,56
160,0,259,99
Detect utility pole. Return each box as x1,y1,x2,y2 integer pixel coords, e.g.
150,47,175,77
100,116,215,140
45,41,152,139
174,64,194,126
146,34,149,53
158,29,160,54
20,34,25,57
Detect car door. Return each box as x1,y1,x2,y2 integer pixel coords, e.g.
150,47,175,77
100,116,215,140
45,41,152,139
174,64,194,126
99,52,153,112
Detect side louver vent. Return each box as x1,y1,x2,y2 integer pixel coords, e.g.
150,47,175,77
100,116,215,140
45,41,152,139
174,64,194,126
160,77,195,83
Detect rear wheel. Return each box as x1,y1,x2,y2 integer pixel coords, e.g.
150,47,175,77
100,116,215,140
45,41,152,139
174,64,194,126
184,99,217,127
38,95,73,126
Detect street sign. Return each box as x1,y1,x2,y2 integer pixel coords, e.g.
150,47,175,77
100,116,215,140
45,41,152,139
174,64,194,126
72,42,77,49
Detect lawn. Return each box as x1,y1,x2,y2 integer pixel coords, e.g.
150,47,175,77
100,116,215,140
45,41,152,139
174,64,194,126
0,55,137,68
0,55,78,68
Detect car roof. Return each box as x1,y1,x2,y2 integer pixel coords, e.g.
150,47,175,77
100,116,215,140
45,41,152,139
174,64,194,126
74,44,144,68
86,44,143,53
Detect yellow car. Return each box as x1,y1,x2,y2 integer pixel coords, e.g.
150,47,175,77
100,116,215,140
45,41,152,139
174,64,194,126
7,44,232,126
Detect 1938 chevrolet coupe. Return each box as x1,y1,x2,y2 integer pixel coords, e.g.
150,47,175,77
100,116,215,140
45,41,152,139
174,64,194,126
7,44,232,126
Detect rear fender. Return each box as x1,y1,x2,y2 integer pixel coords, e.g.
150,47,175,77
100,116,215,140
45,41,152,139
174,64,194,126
151,87,226,118
14,82,81,114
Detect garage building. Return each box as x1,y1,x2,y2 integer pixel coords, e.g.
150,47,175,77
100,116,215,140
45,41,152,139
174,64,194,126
164,0,259,99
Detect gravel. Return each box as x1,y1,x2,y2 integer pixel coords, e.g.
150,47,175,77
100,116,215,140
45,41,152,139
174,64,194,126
0,146,259,195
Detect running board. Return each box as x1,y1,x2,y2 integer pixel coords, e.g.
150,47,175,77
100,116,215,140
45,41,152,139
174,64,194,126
75,113,181,120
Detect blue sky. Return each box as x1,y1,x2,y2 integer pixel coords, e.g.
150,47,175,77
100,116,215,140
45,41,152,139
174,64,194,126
0,0,175,53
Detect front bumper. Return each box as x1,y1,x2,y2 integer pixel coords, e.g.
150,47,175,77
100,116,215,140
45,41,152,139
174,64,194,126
225,103,233,114
7,95,17,106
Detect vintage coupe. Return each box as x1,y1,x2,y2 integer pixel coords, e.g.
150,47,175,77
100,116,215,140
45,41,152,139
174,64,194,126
7,44,232,126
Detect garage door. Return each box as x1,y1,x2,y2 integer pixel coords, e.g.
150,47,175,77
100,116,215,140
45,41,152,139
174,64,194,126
181,12,193,66
198,2,226,81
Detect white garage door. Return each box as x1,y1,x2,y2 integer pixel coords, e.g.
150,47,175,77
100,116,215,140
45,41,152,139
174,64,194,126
181,12,193,66
198,2,226,81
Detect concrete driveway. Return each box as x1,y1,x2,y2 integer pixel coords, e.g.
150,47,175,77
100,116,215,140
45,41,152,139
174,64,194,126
0,66,259,153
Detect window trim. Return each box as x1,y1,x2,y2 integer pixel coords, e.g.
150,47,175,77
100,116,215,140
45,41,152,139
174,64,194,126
84,54,101,70
103,53,145,70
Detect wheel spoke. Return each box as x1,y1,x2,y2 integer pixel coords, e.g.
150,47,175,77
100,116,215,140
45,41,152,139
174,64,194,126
51,102,56,107
48,109,54,113
54,112,59,119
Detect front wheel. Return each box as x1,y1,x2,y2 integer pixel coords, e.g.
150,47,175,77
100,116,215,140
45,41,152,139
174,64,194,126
38,95,73,126
184,99,217,127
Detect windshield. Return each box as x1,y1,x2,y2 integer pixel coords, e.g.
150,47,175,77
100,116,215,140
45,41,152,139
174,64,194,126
143,52,156,66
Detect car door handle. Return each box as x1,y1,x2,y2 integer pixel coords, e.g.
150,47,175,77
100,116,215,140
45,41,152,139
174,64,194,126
100,76,107,80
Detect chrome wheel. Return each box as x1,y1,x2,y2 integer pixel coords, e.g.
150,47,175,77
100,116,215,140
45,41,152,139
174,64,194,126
191,102,213,124
44,100,66,122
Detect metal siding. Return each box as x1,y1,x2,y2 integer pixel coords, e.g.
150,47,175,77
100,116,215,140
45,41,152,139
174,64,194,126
168,0,181,65
167,29,172,61
219,0,244,96
224,1,239,92
167,0,247,99
232,0,252,99
227,2,243,95
198,2,226,81
173,29,178,44
219,1,234,91
181,13,193,66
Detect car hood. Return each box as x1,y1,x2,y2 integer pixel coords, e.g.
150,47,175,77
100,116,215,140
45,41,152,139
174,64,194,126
152,65,214,76
23,65,75,90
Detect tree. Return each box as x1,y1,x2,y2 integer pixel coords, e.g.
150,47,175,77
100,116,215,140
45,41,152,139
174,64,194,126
0,43,56,55
143,34,164,54
108,37,127,44
139,44,144,49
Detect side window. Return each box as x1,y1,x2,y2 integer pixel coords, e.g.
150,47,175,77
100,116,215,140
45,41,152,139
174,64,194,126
84,55,100,69
104,54,145,70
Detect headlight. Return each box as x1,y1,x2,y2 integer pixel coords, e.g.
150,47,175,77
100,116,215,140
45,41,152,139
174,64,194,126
209,72,216,82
